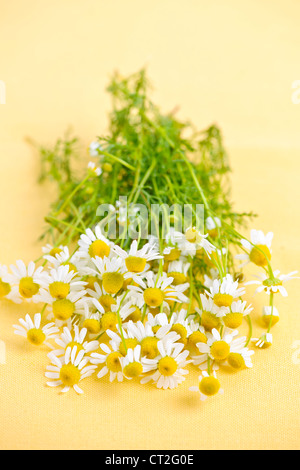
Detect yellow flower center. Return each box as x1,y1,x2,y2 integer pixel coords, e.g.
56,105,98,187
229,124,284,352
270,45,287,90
164,248,181,262
27,328,46,346
49,247,63,257
100,312,118,331
85,275,99,291
62,262,77,273
213,293,233,308
102,272,124,294
126,306,142,322
249,244,271,267
140,336,159,359
158,356,178,376
185,227,199,244
52,299,75,321
223,312,243,329
88,240,110,259
152,325,161,335
210,340,230,361
106,351,122,372
167,272,187,285
19,277,40,299
262,314,279,327
201,311,221,331
188,330,207,346
66,341,84,352
144,287,164,308
125,256,147,273
171,323,188,343
227,353,245,370
82,319,101,335
119,338,138,357
59,364,81,387
98,294,117,312
123,361,143,378
199,376,221,396
49,281,70,299
102,162,113,172
208,228,218,238
0,278,11,297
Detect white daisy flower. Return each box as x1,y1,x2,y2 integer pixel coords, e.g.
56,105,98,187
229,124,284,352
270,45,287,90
46,346,97,394
91,256,128,295
86,281,117,313
13,313,59,347
128,271,189,311
45,265,86,300
166,260,190,285
90,342,124,382
121,345,145,379
141,339,190,390
196,328,238,364
222,299,253,329
261,305,280,327
205,216,221,237
252,333,273,349
89,140,102,157
50,325,99,357
207,274,245,307
45,289,89,326
189,371,224,401
87,161,102,176
112,239,162,274
235,229,273,268
77,225,113,261
196,294,228,331
226,342,254,370
245,270,298,297
125,318,180,359
0,264,20,302
183,226,216,258
7,260,49,303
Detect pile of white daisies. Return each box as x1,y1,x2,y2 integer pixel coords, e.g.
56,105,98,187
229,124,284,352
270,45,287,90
0,222,297,400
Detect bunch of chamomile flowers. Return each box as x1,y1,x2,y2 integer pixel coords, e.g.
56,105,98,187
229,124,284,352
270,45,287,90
1,217,297,400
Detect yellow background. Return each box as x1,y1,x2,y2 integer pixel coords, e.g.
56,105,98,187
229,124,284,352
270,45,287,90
0,0,299,450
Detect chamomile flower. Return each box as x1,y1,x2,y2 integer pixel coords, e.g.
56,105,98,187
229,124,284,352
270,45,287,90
153,310,192,345
46,265,86,300
90,342,124,382
0,264,19,302
207,274,245,308
113,239,162,274
7,260,49,303
89,140,102,157
236,229,273,268
13,313,59,347
183,227,216,258
43,246,85,275
51,325,99,357
189,371,224,401
226,344,254,370
222,299,253,329
87,161,102,177
196,294,228,331
252,333,273,349
125,319,180,359
121,345,144,379
91,256,128,295
245,270,298,297
141,339,190,390
205,216,221,238
166,260,190,285
128,271,189,311
46,290,89,325
106,327,139,357
262,305,280,327
196,328,238,363
46,346,97,394
78,225,113,261
86,281,117,313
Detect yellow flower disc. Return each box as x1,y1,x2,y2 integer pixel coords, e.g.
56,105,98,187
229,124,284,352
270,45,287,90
123,361,143,378
210,340,230,361
27,328,46,346
201,311,221,331
19,277,40,299
102,272,124,294
106,351,122,372
223,312,243,329
125,256,147,273
227,352,245,370
52,299,75,321
119,338,138,357
100,312,118,331
140,336,159,359
144,287,164,308
59,364,81,387
188,330,207,346
164,248,181,262
0,279,11,297
158,356,178,376
49,281,70,300
213,293,233,308
82,319,101,335
88,240,110,259
199,376,221,396
249,244,271,267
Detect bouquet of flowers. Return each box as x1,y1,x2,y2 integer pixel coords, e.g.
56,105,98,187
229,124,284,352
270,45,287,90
1,70,297,399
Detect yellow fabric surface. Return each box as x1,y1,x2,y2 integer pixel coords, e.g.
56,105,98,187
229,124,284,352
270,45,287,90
0,0,299,450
